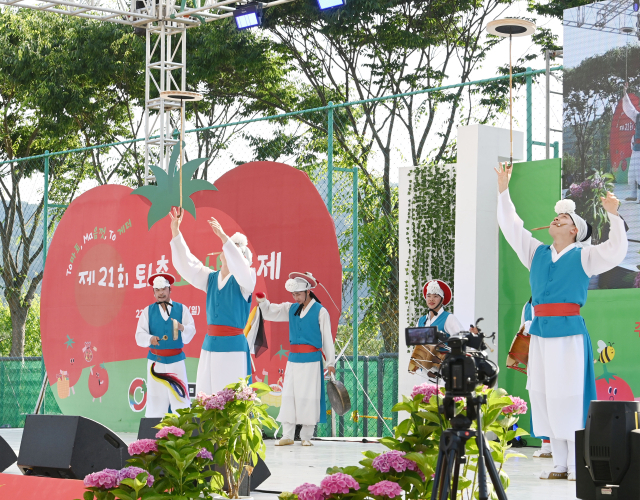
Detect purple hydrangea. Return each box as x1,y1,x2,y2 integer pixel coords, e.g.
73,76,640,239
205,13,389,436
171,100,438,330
155,426,185,439
293,483,325,500
372,451,424,480
410,383,441,403
236,386,257,401
117,466,154,486
368,480,403,498
128,439,158,456
203,388,237,410
84,468,119,489
196,448,214,460
319,473,360,495
502,396,528,415
569,183,583,197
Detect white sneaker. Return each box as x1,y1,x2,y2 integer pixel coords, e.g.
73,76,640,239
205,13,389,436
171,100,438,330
540,467,568,480
533,449,553,458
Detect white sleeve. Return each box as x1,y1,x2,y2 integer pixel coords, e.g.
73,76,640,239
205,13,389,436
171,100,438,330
319,308,335,368
170,233,212,293
623,93,639,122
581,212,628,277
444,314,465,336
180,305,197,344
223,239,256,295
258,300,293,322
135,306,152,348
497,189,543,270
520,303,527,327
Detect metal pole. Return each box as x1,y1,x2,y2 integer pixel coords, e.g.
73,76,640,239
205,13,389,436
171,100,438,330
509,34,513,165
545,51,551,159
43,150,50,265
327,102,334,215
352,167,358,436
526,66,532,162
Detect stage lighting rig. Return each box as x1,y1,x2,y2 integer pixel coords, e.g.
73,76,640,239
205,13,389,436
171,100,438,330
233,2,264,30
317,0,346,10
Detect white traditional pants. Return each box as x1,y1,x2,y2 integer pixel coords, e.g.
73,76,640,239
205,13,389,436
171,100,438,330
145,360,191,418
277,360,322,426
527,335,584,470
196,350,248,395
281,422,315,441
629,150,640,197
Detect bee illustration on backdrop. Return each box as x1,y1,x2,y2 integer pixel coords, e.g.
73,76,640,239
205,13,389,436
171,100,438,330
597,340,615,364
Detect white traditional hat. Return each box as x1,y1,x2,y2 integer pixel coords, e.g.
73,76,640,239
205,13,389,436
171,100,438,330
285,272,317,292
554,199,592,246
422,279,452,306
230,232,253,265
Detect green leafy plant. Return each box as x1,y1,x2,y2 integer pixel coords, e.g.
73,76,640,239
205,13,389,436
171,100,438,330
79,378,276,500
131,145,217,229
279,384,527,500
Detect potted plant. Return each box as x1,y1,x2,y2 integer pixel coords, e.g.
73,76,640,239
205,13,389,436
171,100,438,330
79,377,276,500
279,383,528,500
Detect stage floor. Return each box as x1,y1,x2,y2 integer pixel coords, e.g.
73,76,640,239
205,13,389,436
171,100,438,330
0,429,578,499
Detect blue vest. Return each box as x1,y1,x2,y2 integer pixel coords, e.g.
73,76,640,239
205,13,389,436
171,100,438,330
147,302,186,364
418,310,450,333
287,301,327,424
528,245,596,427
201,271,251,380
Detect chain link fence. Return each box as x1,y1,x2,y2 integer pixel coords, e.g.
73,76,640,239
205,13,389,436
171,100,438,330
0,68,562,434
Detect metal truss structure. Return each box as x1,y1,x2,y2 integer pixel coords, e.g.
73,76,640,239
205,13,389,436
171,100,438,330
0,0,295,181
564,0,640,35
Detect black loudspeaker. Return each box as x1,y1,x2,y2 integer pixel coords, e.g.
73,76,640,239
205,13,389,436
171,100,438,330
137,417,270,491
584,401,640,484
137,417,163,440
575,429,596,500
17,415,130,479
0,434,17,472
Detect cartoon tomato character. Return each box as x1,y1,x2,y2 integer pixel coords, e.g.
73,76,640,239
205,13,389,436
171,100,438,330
596,375,634,401
89,363,109,402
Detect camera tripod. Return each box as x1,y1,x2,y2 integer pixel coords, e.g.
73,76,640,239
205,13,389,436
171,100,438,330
431,394,507,500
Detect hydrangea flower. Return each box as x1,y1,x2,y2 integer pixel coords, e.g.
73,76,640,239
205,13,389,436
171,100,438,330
155,425,185,439
128,439,158,456
372,450,424,480
319,473,360,495
410,383,441,403
502,396,528,415
293,482,325,500
117,466,154,486
196,448,214,460
368,480,403,498
569,183,583,197
236,386,257,401
196,391,209,404
84,468,119,489
218,388,236,403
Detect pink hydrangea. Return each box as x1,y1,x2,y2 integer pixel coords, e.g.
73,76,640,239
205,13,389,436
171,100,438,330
293,483,325,500
368,480,403,498
197,448,214,460
372,451,424,479
155,426,185,439
204,394,226,410
410,383,441,403
84,468,119,489
218,388,236,403
320,473,360,495
236,386,257,401
117,466,154,486
128,439,158,455
502,396,528,415
196,391,209,404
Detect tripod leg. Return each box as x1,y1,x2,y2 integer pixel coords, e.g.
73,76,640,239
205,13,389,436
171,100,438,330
482,441,508,500
430,447,446,500
450,448,462,499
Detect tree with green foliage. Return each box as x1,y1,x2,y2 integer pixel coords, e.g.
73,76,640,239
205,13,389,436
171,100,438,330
0,295,42,357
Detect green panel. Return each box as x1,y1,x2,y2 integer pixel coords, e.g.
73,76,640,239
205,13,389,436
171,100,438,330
498,158,561,446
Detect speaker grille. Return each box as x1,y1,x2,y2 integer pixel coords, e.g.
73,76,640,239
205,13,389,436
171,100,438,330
590,446,610,458
592,459,612,482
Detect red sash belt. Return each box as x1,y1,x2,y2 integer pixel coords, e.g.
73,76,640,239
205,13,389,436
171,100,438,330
150,348,183,357
290,344,322,354
533,303,580,317
207,325,244,337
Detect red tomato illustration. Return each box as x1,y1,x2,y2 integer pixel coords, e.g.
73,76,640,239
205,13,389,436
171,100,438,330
596,375,634,401
89,364,109,401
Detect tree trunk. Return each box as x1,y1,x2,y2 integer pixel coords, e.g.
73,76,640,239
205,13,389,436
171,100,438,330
7,296,28,357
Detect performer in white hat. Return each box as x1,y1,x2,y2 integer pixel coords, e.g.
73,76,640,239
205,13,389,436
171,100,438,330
254,272,336,447
418,279,475,335
496,162,627,481
135,272,196,417
169,208,256,394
